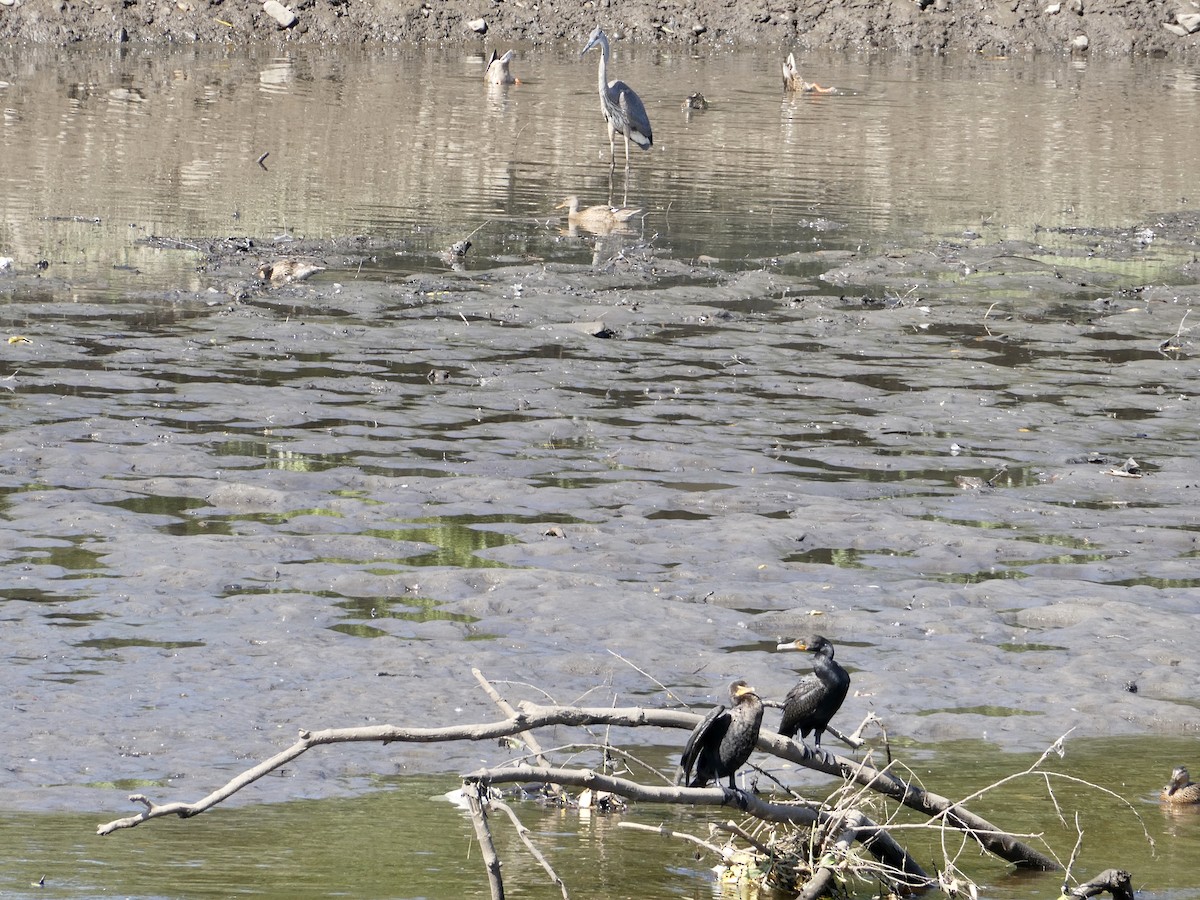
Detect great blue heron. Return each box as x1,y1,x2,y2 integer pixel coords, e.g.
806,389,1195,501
581,27,653,175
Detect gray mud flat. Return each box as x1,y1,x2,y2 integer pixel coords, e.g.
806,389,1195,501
3,216,1199,812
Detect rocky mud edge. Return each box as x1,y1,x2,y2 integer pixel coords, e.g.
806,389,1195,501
1,0,1199,58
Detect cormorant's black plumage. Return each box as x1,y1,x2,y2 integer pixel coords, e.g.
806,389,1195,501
777,635,850,747
677,680,764,789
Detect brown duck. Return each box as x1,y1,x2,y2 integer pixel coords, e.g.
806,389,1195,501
782,52,834,94
258,259,324,285
555,196,642,235
1160,766,1200,804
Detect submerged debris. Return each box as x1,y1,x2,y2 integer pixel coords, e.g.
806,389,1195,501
1106,457,1142,478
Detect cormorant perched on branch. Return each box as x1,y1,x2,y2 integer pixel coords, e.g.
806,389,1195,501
1161,766,1200,804
776,635,850,748
677,680,764,790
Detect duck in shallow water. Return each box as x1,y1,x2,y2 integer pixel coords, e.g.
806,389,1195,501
781,52,834,94
258,259,324,285
1160,766,1200,804
555,195,642,235
485,49,518,85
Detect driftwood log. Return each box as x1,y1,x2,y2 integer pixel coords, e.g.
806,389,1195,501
1067,868,1135,900
95,698,1058,873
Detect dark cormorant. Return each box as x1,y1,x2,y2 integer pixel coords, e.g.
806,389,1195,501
677,680,765,789
1161,766,1200,805
776,635,850,747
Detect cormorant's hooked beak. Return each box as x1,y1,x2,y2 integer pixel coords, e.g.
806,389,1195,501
733,683,758,700
776,639,810,652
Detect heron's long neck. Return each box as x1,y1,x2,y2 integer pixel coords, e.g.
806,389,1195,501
595,38,610,95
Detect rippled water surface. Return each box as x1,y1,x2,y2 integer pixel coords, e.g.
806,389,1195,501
1,44,1199,898
3,46,1199,280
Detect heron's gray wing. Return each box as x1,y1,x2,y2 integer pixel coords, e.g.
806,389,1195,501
611,80,652,146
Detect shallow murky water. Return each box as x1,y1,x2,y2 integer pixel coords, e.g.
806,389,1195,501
2,45,1199,898
3,46,1199,282
2,738,1199,899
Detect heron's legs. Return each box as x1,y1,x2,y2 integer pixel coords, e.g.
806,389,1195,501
621,134,631,205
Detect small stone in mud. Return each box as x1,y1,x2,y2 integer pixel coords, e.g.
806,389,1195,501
467,18,488,35
1124,681,1138,693
263,1,297,29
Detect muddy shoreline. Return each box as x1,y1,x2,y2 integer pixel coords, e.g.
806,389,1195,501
1,0,1198,58
2,34,1199,829
5,209,1200,811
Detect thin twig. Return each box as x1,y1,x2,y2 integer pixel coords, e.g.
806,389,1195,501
605,648,689,707
983,300,998,337
491,800,569,899
715,819,772,855
619,821,736,861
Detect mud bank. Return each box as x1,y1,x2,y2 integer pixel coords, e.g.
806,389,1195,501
1,0,1198,58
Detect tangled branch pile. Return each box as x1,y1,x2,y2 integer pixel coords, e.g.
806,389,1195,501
97,668,1149,898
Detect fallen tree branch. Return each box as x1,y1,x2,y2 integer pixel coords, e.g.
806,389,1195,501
464,764,930,889
799,823,855,900
94,700,1058,872
466,783,504,900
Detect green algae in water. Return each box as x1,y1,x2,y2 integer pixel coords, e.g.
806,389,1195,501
915,705,1040,718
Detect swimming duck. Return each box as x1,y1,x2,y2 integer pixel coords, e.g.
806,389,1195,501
485,49,518,85
555,195,642,235
1161,766,1200,804
782,53,834,94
